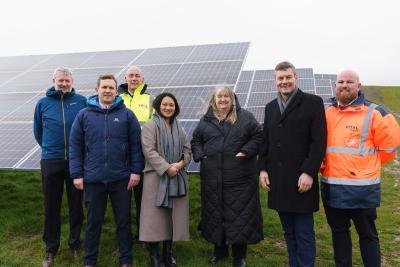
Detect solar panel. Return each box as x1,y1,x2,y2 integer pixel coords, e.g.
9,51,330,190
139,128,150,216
245,107,265,123
253,70,274,81
168,61,243,86
133,46,194,65
236,93,248,107
0,55,50,72
238,71,254,82
0,42,248,171
0,122,36,168
247,92,276,107
235,81,251,93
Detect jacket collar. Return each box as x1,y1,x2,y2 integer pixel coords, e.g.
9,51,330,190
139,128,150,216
117,83,148,95
87,94,124,112
328,92,365,108
46,87,76,99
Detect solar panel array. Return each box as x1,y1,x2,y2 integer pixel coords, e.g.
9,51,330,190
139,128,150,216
0,43,249,171
0,42,338,172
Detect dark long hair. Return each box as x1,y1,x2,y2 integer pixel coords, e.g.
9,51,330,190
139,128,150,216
152,92,180,121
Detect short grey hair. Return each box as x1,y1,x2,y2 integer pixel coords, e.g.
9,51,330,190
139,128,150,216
125,65,143,75
53,66,73,79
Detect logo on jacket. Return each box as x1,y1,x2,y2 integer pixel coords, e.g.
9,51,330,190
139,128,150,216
138,104,148,109
345,125,359,132
70,102,77,106
114,118,120,122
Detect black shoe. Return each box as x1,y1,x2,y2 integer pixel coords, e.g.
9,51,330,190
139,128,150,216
233,258,246,267
209,254,228,264
148,242,164,267
163,241,177,267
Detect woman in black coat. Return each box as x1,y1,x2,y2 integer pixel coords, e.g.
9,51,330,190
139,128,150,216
191,86,263,267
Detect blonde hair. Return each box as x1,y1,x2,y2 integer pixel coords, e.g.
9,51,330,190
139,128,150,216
208,86,237,124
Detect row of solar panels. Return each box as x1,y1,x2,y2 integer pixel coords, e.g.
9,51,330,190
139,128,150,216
0,42,337,172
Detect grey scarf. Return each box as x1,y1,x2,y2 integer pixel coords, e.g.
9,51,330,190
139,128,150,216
277,88,298,114
153,114,187,208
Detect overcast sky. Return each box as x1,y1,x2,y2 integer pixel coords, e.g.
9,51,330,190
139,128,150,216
1,0,399,85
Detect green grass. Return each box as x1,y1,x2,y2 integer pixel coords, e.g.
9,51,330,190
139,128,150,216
0,164,399,266
363,86,400,118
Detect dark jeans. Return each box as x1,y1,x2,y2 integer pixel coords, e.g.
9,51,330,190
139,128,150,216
278,212,316,267
41,159,83,254
324,206,380,267
84,179,133,266
133,174,143,236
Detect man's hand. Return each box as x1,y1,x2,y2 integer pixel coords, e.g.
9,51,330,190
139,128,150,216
259,170,270,191
127,173,141,190
73,178,84,190
298,172,313,193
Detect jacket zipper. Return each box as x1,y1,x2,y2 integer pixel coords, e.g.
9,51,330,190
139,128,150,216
61,94,67,160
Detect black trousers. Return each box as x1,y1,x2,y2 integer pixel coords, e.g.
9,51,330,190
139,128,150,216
133,174,143,236
214,244,247,260
41,159,84,254
324,206,380,267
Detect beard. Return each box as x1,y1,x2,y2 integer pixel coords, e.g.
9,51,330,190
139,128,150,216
336,90,358,105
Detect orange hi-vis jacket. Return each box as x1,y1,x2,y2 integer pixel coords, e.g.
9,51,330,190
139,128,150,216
321,92,400,208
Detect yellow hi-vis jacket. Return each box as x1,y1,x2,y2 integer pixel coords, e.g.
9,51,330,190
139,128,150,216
118,83,153,125
321,92,400,208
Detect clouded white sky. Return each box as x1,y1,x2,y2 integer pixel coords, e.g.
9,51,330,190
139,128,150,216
1,0,399,85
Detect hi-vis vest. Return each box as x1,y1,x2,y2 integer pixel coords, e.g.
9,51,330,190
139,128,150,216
321,93,400,208
119,84,153,125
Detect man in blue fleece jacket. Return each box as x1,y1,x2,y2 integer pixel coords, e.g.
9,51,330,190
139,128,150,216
69,74,144,267
33,67,86,267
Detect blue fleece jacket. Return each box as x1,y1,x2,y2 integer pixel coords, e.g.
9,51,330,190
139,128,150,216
33,87,86,160
69,95,144,183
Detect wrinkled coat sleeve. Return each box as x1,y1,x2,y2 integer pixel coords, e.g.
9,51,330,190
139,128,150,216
33,101,43,146
258,106,269,171
141,120,171,176
181,128,192,166
299,96,327,177
240,112,263,158
373,111,400,164
190,120,205,162
128,111,145,174
69,110,85,179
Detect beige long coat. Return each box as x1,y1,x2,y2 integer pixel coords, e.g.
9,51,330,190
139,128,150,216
139,119,191,242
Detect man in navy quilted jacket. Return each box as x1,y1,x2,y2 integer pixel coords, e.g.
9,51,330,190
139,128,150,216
34,67,86,267
69,74,144,267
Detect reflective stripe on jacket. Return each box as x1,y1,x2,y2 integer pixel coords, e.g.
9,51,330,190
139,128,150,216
118,83,153,125
321,92,400,208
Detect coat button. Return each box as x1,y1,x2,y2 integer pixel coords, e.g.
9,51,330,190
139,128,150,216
278,124,283,128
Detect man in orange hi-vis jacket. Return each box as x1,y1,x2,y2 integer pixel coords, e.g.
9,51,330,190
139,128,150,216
321,70,400,267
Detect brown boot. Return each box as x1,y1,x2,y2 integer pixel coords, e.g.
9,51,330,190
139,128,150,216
42,252,55,267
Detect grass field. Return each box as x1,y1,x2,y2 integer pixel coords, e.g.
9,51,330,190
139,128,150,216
0,161,399,267
0,86,399,266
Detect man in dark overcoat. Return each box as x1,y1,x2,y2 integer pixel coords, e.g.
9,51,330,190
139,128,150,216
258,61,327,267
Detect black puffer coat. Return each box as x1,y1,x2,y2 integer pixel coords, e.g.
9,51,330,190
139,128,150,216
191,104,264,245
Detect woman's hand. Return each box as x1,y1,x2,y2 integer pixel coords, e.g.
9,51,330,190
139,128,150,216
166,165,179,177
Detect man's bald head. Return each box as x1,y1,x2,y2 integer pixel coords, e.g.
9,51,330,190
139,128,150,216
335,70,361,105
125,66,144,92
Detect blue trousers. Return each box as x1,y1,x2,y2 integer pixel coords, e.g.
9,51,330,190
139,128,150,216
278,212,316,267
324,206,380,267
84,179,132,266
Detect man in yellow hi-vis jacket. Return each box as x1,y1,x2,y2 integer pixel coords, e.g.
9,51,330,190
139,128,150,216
118,66,154,243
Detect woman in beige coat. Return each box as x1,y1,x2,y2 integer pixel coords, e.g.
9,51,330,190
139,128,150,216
140,92,191,267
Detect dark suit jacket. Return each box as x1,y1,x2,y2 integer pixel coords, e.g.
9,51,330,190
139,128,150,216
258,89,327,213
